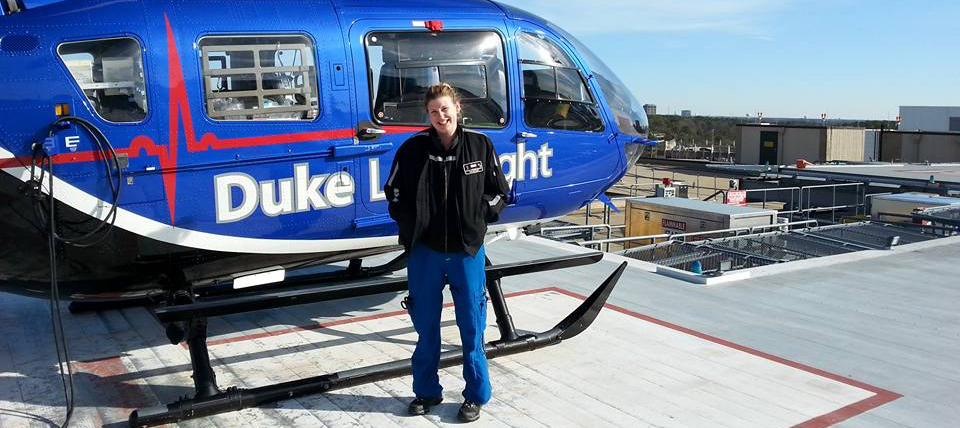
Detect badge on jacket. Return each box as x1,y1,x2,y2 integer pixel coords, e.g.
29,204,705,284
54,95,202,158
463,161,484,175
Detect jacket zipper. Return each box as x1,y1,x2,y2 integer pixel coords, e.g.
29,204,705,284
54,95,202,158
443,160,450,254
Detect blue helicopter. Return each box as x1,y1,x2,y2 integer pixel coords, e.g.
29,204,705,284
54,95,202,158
1,0,647,425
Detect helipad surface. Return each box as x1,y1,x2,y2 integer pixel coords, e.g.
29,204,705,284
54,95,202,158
3,234,959,427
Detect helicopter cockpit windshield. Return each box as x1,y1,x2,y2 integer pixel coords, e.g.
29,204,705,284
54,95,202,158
555,29,648,137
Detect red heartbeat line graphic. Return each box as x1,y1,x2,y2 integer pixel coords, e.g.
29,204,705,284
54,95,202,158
1,16,423,226
126,15,360,225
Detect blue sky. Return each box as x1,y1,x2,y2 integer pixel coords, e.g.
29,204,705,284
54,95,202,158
503,0,960,120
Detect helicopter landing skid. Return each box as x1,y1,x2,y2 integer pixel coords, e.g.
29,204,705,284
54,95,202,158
130,253,626,427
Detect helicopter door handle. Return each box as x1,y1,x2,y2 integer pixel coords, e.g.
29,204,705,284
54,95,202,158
518,131,538,139
358,127,386,141
359,128,386,135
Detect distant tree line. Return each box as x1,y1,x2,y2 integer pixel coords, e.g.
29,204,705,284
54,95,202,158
648,115,743,145
649,115,897,146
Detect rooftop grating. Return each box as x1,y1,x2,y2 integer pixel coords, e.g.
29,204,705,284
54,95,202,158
712,233,854,260
619,222,943,274
808,223,934,247
623,241,779,272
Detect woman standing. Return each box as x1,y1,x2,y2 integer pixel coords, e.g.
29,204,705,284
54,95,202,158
384,83,510,422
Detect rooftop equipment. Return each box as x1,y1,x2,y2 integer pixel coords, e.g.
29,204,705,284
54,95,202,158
625,197,777,247
870,192,960,223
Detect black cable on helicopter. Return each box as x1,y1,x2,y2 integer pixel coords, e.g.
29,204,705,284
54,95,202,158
31,116,123,247
24,115,124,428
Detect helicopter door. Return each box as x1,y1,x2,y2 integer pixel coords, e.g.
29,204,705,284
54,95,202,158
349,20,515,231
511,24,616,214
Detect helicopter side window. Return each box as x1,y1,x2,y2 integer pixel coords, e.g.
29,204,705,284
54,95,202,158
366,31,508,128
517,32,603,132
198,35,319,121
57,38,148,123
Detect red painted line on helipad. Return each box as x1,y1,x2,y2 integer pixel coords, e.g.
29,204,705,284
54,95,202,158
198,285,899,426
543,286,902,428
74,355,153,412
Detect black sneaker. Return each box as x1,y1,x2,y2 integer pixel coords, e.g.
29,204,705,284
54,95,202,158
407,396,443,415
458,400,482,422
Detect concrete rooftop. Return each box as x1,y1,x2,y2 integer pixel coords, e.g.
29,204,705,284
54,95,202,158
1,234,958,427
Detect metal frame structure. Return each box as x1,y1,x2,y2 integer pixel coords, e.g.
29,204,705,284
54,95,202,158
200,38,317,120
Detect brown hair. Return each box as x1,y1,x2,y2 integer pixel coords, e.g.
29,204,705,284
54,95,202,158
423,83,462,108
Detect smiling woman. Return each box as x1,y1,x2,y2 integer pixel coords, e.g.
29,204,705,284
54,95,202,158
383,78,512,421
425,83,462,146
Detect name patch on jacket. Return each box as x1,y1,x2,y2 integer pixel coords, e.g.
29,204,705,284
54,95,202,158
463,161,484,175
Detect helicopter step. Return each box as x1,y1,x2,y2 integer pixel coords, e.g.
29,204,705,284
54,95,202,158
130,253,626,427
64,252,410,314
193,251,411,299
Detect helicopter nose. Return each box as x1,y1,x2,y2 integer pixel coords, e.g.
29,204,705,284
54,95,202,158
622,132,657,170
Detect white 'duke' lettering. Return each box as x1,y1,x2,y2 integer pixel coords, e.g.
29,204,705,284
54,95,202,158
215,163,354,224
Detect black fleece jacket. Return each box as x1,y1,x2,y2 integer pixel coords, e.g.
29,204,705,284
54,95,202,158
384,126,510,257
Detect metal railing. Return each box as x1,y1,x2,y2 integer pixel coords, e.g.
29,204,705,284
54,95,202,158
797,182,865,221
582,180,856,234
556,164,873,251
539,224,620,242
578,220,819,251
618,165,867,219
876,210,960,237
744,186,801,216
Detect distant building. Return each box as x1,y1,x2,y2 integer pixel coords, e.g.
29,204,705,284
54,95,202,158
899,106,960,132
878,130,960,163
680,110,691,117
735,124,865,165
643,104,656,116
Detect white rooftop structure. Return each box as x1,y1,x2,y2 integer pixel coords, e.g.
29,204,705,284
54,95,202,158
898,106,960,132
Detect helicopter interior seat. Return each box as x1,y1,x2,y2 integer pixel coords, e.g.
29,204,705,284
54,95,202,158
97,92,144,122
373,66,413,123
374,71,432,124
459,97,503,127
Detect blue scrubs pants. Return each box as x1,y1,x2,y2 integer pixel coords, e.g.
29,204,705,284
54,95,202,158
407,244,491,404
